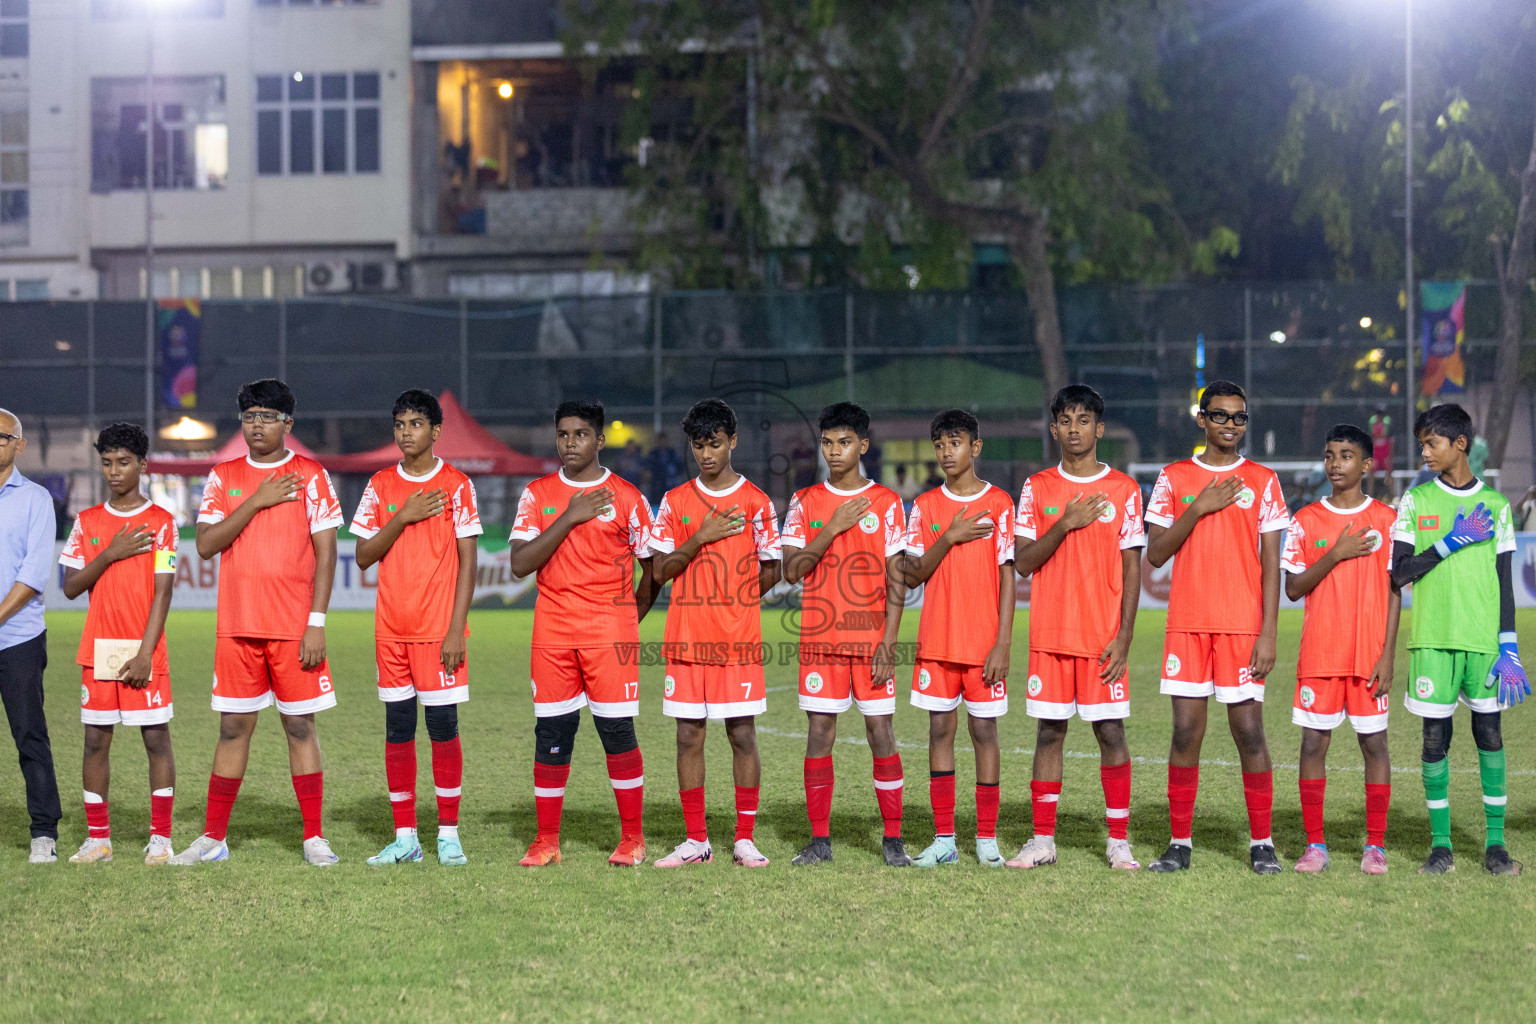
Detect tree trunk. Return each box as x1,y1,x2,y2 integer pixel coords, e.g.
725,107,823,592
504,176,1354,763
1012,218,1069,402
1484,113,1536,470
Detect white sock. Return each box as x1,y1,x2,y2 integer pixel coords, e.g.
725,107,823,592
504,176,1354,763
1249,836,1273,848
1171,838,1193,849
439,825,458,839
396,826,417,839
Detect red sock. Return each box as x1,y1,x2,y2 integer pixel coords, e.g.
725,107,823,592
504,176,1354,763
1030,780,1061,837
804,755,835,837
533,761,570,840
1101,761,1131,841
1299,776,1327,845
385,740,417,830
84,792,109,839
680,786,707,842
930,771,956,836
872,754,904,838
431,736,463,827
291,772,324,841
203,773,242,842
1242,769,1274,843
606,748,645,836
975,783,1000,839
150,787,173,839
1365,782,1391,848
1168,764,1198,842
734,785,759,843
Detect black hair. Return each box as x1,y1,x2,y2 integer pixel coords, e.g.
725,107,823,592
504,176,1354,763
682,398,737,442
1323,423,1374,457
1198,380,1246,411
238,378,295,416
94,422,149,460
1051,384,1104,421
554,399,605,432
1414,403,1474,447
392,389,442,427
818,401,870,439
929,409,980,443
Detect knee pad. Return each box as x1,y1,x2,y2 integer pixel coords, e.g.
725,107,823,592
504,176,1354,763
593,714,638,755
534,711,581,766
1421,716,1453,763
384,698,418,745
424,704,459,743
1471,711,1503,753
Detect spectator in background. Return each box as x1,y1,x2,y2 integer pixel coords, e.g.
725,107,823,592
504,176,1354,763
863,442,883,488
893,464,922,504
616,439,646,490
1469,434,1489,481
646,433,684,506
922,461,944,490
1516,486,1536,533
1368,405,1393,497
791,438,816,490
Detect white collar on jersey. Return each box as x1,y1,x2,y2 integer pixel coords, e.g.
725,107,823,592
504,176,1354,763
693,474,747,498
245,448,296,470
102,497,151,518
1191,453,1246,472
1432,476,1484,498
823,478,874,497
397,457,444,483
1056,462,1111,484
559,466,611,488
1319,496,1374,515
940,481,992,502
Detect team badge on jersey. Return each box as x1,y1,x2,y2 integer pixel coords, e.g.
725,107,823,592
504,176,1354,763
1235,487,1256,509
1415,676,1434,698
81,684,89,706
1299,685,1315,708
918,668,932,691
597,503,617,522
858,512,879,534
805,672,824,694
664,675,676,697
1097,502,1116,524
1027,674,1043,697
1363,529,1383,551
1165,653,1181,676
530,680,538,696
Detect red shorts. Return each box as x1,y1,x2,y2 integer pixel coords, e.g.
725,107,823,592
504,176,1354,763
530,645,639,718
377,640,468,706
1158,632,1263,704
910,659,1008,718
662,661,766,720
799,654,896,717
80,666,173,727
212,636,336,716
1293,676,1389,734
1025,651,1128,721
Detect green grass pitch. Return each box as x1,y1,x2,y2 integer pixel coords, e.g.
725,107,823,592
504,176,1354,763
3,607,1534,1021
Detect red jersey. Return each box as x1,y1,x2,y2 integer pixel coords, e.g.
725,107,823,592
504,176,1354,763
511,468,654,649
904,482,1015,666
1281,496,1396,678
1015,464,1146,658
350,458,483,643
196,449,344,640
781,479,906,658
59,500,178,673
1144,455,1289,635
650,475,781,666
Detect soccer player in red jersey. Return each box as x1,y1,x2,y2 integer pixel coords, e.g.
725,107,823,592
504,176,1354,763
508,399,656,867
1007,386,1144,871
170,379,344,866
58,424,177,865
352,390,481,868
1282,424,1399,874
649,398,781,869
1144,380,1289,874
782,402,911,868
903,409,1015,868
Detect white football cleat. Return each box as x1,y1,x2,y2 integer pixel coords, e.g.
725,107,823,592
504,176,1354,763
1005,834,1058,869
1106,838,1141,870
143,835,174,865
168,834,229,865
653,838,713,867
28,837,57,864
69,837,114,864
733,838,770,868
302,836,339,866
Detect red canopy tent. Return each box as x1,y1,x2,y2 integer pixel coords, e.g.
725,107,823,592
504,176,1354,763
322,391,558,476
147,431,327,476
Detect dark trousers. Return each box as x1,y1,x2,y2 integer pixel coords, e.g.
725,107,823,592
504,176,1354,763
0,632,60,838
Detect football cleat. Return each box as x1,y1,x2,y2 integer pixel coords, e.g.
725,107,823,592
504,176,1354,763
733,838,770,868
168,834,228,865
1250,844,1282,875
1147,843,1191,873
882,836,912,867
1106,838,1141,870
367,831,423,866
1485,844,1523,876
1005,835,1057,869
28,837,57,864
143,835,174,866
519,835,562,867
437,834,467,867
655,838,712,867
975,837,1006,867
68,837,113,864
302,836,339,867
791,837,833,866
1418,846,1455,875
912,835,959,868
1293,843,1329,873
608,834,646,867
1360,845,1388,875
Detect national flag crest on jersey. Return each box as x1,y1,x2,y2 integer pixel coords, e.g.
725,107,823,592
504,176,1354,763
664,675,676,697
917,668,932,691
1027,674,1043,697
1299,685,1315,708
805,672,824,694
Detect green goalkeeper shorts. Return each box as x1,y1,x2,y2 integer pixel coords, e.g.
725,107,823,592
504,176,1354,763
1405,648,1500,718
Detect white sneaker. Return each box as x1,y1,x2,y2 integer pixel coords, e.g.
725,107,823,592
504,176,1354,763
654,838,713,867
168,834,229,865
1005,834,1058,869
733,838,770,868
68,837,114,863
302,836,339,866
28,836,57,864
144,835,174,865
1106,838,1141,870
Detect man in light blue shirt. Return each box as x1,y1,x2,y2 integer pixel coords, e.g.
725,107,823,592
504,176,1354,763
0,408,62,863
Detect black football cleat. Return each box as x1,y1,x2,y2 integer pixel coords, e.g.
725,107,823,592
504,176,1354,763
882,836,912,867
1484,844,1523,876
1418,846,1455,875
1147,843,1191,873
791,837,834,866
1250,844,1282,875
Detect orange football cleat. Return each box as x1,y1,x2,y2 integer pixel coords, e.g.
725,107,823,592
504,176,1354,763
519,835,562,867
608,834,646,866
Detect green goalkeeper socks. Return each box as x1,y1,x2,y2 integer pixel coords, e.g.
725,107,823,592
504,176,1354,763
1422,758,1452,850
1479,747,1508,849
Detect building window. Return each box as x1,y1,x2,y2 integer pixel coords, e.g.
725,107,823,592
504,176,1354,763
0,103,26,233
256,71,380,176
0,0,27,59
91,0,223,18
90,76,228,191
14,277,45,300
254,0,378,7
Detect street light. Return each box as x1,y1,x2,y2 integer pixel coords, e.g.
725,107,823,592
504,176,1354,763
1402,0,1415,481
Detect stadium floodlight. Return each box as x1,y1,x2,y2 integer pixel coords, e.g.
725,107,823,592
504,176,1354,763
1269,331,1286,344
160,416,216,441
1360,316,1373,329
498,82,514,100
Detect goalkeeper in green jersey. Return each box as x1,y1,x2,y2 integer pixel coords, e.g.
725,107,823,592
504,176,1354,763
1390,403,1527,875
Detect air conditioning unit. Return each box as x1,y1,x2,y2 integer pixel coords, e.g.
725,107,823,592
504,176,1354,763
305,260,352,294
353,260,401,293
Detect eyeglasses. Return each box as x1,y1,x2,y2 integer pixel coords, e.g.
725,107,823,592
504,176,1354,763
1203,410,1250,426
239,411,287,424
0,432,18,445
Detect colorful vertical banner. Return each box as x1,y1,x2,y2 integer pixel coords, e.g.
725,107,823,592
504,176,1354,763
158,299,199,409
1419,281,1466,396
